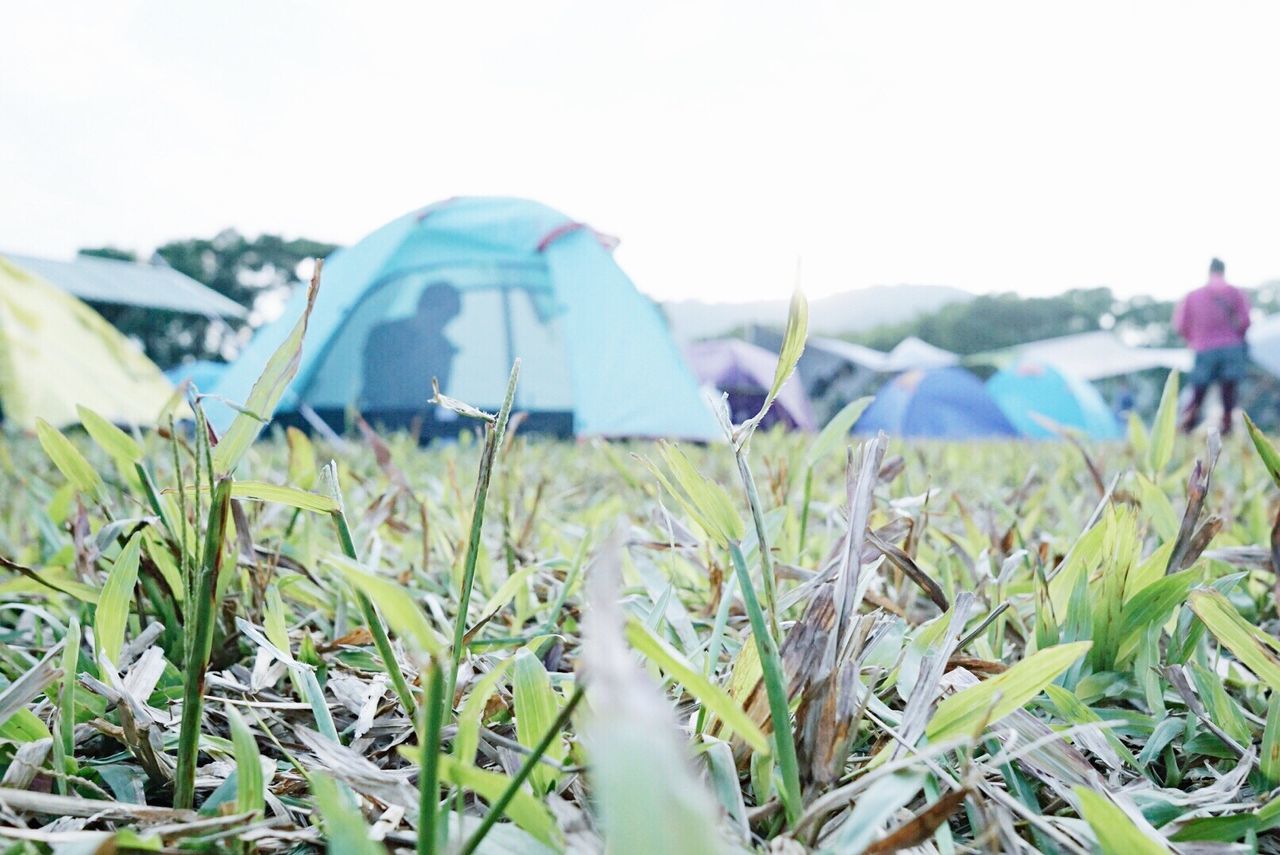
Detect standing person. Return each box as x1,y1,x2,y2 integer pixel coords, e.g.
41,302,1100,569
1173,258,1251,434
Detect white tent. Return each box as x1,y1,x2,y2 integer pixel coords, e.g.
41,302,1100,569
808,335,959,373
992,331,1191,381
1248,315,1280,378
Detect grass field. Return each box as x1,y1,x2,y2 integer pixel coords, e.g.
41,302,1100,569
5,298,1280,853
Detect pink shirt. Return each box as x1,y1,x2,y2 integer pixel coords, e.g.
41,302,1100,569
1173,275,1250,352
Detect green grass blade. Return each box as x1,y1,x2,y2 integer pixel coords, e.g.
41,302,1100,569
803,396,872,471
1146,370,1179,476
94,532,144,667
213,266,320,476
230,480,338,513
927,641,1091,741
36,419,103,501
225,703,264,816
1244,412,1280,488
1188,588,1280,690
329,555,446,656
461,685,584,855
512,647,565,795
311,772,387,855
324,461,421,722
453,659,514,765
419,660,446,855
54,616,79,795
1264,693,1280,789
76,405,142,464
625,617,769,755
173,476,232,810
728,542,802,827
1074,787,1172,854
448,361,521,711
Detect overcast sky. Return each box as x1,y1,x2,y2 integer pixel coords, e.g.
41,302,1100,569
4,1,1280,304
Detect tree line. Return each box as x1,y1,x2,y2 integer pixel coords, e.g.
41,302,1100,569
79,230,337,368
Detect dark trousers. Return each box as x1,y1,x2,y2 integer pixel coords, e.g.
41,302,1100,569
1181,380,1238,434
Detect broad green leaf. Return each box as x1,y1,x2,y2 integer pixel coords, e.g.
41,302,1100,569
625,618,769,755
1122,539,1177,604
310,772,386,855
1263,693,1280,788
764,290,808,411
145,528,184,601
480,564,540,616
1048,521,1107,619
95,533,144,666
225,703,264,816
803,396,873,470
1189,589,1280,690
1188,663,1250,745
174,481,339,513
36,419,103,499
454,658,515,765
232,481,338,513
0,707,51,743
77,405,142,464
1135,475,1179,542
927,641,1091,741
720,635,762,713
286,426,318,490
328,556,445,656
1074,786,1172,854
1244,412,1280,489
513,647,565,795
263,586,294,662
1169,813,1259,843
213,276,319,476
1127,410,1149,459
1115,566,1196,662
1146,370,1179,476
435,754,561,847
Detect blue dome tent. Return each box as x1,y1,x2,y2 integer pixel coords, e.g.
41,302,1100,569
986,360,1120,439
210,197,716,440
856,367,1019,439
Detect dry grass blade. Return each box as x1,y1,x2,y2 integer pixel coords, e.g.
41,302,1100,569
0,788,198,823
0,643,64,727
862,784,970,854
867,529,949,611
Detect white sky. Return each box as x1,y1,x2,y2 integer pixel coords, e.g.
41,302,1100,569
3,1,1280,304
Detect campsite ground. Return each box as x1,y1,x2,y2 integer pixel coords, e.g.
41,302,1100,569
3,403,1280,852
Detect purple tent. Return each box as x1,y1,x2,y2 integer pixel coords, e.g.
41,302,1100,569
685,339,817,431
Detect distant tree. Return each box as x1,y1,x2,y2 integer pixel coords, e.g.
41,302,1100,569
852,288,1121,355
77,230,338,367
155,230,337,318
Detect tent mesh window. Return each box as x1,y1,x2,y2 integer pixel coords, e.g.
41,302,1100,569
303,265,573,433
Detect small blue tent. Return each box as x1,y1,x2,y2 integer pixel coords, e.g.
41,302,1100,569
856,367,1019,439
210,197,716,440
986,361,1120,439
166,360,227,393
